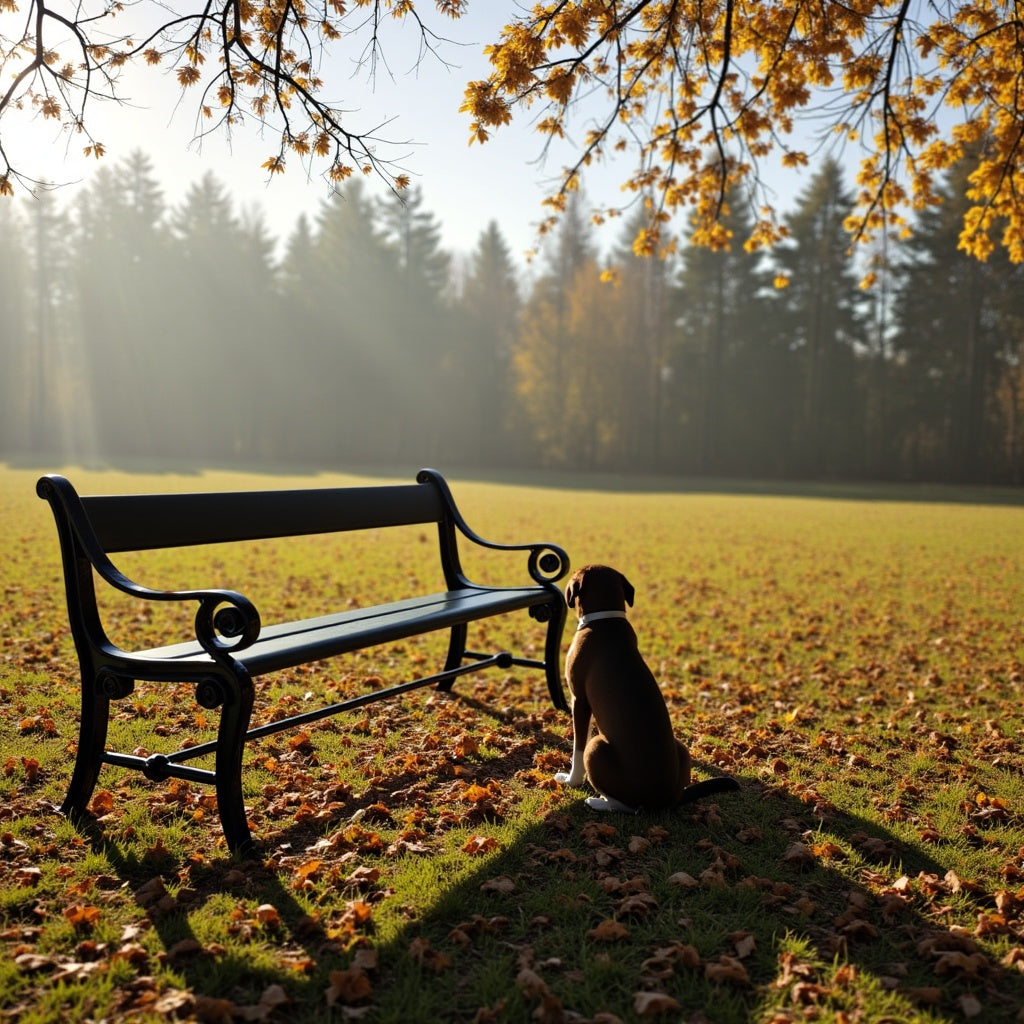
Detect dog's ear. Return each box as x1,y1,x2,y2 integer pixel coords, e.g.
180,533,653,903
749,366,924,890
565,578,580,608
619,573,635,607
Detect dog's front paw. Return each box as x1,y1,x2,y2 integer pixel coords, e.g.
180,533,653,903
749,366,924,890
554,770,585,787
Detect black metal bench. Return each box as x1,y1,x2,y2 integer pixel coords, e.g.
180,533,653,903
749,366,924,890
37,469,570,855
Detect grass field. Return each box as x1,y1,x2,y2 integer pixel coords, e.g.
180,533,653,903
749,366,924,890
3,463,1024,1023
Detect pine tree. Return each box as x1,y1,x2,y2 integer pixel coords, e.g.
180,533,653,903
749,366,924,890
23,187,73,456
0,200,29,454
166,172,278,461
894,154,1024,482
513,194,599,466
672,190,778,475
609,206,676,470
72,152,168,459
773,158,869,476
451,221,521,464
376,186,454,462
312,180,407,463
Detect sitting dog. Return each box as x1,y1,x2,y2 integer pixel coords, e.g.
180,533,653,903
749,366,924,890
555,564,739,812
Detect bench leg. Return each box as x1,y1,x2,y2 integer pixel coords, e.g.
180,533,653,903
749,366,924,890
210,667,257,857
438,623,468,691
542,600,569,712
61,666,114,823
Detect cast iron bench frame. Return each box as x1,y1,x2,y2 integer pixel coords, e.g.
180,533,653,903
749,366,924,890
38,468,570,855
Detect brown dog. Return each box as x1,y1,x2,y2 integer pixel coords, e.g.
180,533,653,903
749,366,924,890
556,564,739,812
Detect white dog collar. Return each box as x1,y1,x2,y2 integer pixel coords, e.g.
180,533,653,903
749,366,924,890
577,611,628,631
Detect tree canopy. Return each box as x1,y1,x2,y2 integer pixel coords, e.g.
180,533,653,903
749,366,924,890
3,1,1023,262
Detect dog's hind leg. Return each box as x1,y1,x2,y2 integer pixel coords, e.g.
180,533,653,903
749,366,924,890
674,739,692,798
587,795,639,813
584,736,642,812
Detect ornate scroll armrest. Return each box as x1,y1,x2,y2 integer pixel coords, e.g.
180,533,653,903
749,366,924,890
416,469,570,586
104,572,262,658
191,589,262,655
38,474,262,657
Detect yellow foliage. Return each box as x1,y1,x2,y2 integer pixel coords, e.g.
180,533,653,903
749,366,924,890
5,0,1024,264
462,0,1024,264
176,66,202,87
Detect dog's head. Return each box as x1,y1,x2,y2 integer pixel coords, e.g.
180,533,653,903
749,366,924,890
565,564,635,616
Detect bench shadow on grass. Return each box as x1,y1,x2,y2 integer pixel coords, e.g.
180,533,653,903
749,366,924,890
77,730,1024,1024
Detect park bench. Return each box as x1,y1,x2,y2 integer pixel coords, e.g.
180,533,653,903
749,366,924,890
37,469,570,856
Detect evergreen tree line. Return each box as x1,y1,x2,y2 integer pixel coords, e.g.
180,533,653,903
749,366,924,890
3,150,1023,483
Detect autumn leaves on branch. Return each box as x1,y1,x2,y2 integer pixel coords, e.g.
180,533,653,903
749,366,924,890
2,1,1024,265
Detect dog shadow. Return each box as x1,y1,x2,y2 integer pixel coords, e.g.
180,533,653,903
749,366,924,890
352,776,1024,1023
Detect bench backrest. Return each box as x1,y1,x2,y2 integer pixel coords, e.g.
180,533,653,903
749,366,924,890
77,482,446,552
37,471,475,657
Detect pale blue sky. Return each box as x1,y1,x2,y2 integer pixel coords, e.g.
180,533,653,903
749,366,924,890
8,6,633,263
7,4,816,266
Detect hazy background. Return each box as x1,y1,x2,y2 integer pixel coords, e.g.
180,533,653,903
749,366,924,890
3,146,1023,485
3,8,1024,485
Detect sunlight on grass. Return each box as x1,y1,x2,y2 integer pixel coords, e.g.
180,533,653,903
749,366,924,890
3,464,1024,1022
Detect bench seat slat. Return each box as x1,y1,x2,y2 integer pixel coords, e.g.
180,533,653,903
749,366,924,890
132,587,550,675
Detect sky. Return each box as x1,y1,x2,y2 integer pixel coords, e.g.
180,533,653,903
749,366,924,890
5,4,647,266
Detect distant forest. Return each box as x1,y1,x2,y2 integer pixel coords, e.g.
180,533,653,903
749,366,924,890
3,149,1024,485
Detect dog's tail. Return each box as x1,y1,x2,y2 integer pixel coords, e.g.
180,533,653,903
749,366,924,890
678,776,740,803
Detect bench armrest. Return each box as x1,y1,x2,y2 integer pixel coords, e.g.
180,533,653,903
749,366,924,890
416,469,570,587
38,475,262,658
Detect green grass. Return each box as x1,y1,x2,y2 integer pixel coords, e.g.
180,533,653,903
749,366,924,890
3,463,1024,1022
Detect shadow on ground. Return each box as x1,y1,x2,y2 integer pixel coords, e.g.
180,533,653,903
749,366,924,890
76,750,1024,1024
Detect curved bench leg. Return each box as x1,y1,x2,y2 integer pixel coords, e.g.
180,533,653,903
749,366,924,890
212,666,257,857
61,666,111,822
542,600,569,712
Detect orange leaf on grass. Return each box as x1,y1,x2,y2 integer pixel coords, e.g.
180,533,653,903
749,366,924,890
344,866,381,889
454,733,480,757
63,904,101,928
587,918,630,942
336,900,375,932
288,730,313,752
88,790,115,816
255,904,282,927
293,859,322,881
462,835,499,856
324,966,372,1005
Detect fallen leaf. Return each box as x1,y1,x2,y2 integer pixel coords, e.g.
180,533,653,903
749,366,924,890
480,875,516,894
63,904,101,928
730,931,756,959
587,919,630,942
408,937,451,972
255,904,282,928
633,991,681,1016
705,955,750,984
958,993,983,1018
325,967,372,1005
782,842,815,870
462,835,499,856
666,871,699,889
